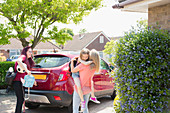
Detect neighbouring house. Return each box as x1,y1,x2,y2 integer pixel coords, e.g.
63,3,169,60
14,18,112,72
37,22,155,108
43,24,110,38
0,38,60,61
63,31,111,60
109,36,121,41
112,0,170,32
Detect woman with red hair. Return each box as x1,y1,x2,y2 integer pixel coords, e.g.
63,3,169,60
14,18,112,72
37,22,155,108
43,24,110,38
13,46,35,113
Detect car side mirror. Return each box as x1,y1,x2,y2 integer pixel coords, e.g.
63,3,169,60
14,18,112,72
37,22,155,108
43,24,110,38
109,65,114,72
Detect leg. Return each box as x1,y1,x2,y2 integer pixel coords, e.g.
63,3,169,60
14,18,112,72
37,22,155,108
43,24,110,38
74,77,84,102
13,81,25,113
83,93,90,113
90,81,100,104
73,91,81,113
91,81,95,98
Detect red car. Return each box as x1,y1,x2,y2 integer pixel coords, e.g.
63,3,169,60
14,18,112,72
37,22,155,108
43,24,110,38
25,53,116,112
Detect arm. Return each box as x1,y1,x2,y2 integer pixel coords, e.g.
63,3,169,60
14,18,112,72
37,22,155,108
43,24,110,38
78,58,93,65
71,58,80,73
17,56,31,75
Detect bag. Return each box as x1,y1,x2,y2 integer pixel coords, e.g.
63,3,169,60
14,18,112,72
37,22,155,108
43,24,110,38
22,74,35,100
22,75,35,112
5,67,17,85
23,75,35,88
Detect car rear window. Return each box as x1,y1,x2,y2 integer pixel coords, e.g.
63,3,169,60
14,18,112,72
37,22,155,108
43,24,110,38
33,56,70,68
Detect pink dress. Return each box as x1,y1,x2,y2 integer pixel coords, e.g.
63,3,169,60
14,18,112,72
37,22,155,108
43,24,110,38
74,63,96,95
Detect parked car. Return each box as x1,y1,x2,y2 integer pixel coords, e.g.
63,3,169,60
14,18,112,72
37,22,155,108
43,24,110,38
25,53,116,112
6,55,20,62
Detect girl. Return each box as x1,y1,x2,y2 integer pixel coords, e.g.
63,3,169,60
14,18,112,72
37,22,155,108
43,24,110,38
71,49,100,113
12,46,35,113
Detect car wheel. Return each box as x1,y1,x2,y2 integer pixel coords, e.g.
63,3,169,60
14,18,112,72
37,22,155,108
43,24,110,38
68,101,73,113
111,90,116,100
25,102,40,109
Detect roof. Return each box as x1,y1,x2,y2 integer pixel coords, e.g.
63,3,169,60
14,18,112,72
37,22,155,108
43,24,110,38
63,31,110,51
112,0,142,9
112,0,170,13
0,38,60,50
34,41,60,50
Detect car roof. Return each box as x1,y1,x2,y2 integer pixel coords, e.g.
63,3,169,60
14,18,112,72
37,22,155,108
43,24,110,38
34,53,78,59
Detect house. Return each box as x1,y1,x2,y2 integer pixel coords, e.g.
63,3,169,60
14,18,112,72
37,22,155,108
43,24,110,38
0,38,60,61
109,36,121,41
112,0,170,32
63,31,111,59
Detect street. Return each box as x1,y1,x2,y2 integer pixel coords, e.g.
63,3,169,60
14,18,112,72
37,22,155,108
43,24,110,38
0,93,115,113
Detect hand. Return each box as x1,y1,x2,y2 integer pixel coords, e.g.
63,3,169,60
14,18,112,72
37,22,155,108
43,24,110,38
21,78,25,84
72,56,79,61
34,81,37,86
27,70,31,75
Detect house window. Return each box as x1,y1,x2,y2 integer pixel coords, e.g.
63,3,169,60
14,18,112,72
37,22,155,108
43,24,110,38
9,49,21,57
100,36,104,43
99,51,103,58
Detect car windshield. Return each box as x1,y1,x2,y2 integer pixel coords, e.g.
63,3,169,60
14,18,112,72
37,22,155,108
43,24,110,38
10,55,19,60
33,56,70,68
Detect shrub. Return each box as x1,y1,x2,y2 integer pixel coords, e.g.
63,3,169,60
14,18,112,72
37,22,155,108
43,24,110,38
106,25,170,112
0,61,15,89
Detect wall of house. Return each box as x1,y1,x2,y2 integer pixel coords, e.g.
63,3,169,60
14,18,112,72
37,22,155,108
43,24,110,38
86,34,110,51
0,50,9,61
148,3,170,32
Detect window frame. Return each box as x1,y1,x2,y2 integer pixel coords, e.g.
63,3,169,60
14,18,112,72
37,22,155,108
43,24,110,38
99,36,104,43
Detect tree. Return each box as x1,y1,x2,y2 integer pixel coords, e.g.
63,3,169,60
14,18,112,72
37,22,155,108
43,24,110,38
0,0,102,48
79,28,87,34
103,19,147,65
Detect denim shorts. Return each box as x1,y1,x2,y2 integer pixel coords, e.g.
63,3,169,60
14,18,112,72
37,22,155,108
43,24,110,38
72,72,80,79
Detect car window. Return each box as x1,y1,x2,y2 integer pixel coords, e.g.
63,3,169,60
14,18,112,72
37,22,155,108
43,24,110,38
100,59,110,70
10,56,14,59
33,56,70,68
14,56,19,59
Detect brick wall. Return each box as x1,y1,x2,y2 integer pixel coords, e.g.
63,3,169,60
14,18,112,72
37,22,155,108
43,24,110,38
86,34,110,51
148,3,170,32
0,50,9,61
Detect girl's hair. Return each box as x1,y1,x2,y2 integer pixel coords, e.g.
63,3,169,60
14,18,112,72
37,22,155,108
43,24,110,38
80,48,90,61
21,46,35,69
89,49,100,72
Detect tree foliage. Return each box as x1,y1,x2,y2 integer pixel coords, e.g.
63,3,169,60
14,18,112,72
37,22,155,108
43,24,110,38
79,28,87,34
0,0,102,48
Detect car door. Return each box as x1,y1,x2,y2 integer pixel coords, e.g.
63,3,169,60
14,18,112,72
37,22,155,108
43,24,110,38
99,59,114,96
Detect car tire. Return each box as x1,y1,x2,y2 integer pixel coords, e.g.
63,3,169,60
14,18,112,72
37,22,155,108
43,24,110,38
68,101,73,113
25,102,40,109
111,90,116,100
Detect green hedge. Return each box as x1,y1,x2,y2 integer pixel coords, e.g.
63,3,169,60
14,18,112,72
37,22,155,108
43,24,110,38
113,26,170,113
0,61,15,89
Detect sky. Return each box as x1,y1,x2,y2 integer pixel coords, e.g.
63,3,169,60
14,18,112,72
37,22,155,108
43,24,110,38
0,0,148,38
55,0,148,37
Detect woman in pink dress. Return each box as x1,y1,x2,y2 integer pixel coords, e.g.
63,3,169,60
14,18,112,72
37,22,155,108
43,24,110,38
71,49,100,113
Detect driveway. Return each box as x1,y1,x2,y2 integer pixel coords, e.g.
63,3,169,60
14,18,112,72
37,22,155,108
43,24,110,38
0,90,115,113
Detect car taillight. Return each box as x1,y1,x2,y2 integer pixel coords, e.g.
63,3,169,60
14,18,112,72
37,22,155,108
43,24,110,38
58,67,69,81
